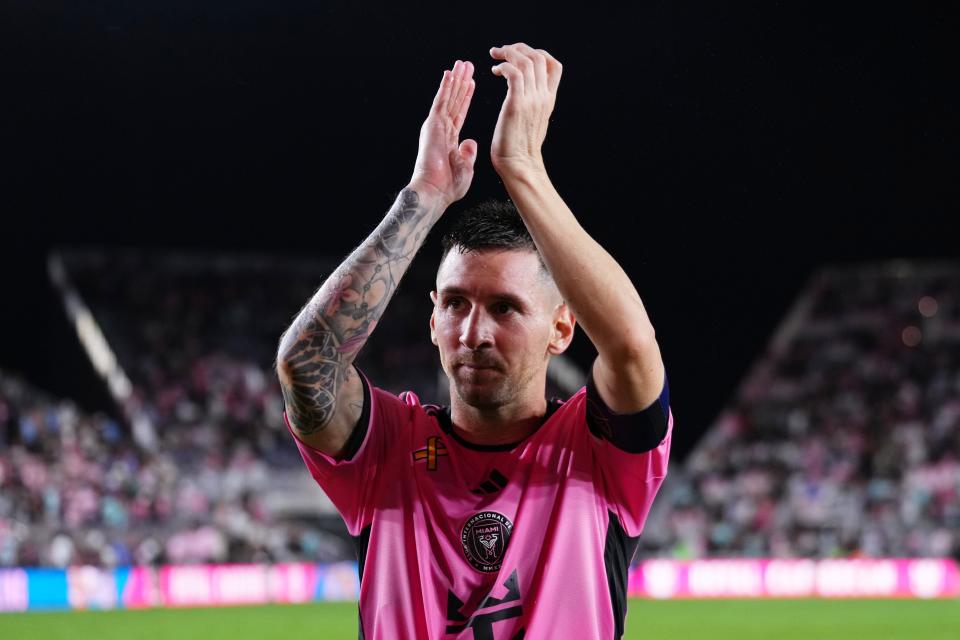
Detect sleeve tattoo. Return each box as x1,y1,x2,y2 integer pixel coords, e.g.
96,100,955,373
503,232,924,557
277,188,436,435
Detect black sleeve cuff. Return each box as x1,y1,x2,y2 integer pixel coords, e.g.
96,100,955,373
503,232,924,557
585,367,670,453
340,366,372,461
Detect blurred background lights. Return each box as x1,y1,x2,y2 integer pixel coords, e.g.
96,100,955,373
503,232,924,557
918,296,938,318
902,325,923,347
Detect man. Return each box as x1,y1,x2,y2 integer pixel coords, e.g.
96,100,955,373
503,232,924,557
277,43,672,639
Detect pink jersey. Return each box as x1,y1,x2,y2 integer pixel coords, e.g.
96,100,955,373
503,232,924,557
286,370,672,639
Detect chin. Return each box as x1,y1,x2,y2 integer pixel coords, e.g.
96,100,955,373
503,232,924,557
453,381,508,411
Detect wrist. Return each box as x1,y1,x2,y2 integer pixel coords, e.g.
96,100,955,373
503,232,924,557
492,154,547,182
406,179,451,210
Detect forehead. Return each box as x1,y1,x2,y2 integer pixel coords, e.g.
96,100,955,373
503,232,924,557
436,249,547,299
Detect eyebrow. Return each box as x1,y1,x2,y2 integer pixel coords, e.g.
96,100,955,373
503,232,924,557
438,287,529,310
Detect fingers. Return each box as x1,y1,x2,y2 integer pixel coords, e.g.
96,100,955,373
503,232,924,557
537,48,563,95
509,42,548,93
450,61,471,111
430,60,475,135
452,74,475,131
430,68,453,113
491,46,530,98
450,61,475,128
431,60,469,113
491,61,525,98
490,43,559,96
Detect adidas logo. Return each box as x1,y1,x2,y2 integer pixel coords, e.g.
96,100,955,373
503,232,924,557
471,469,508,495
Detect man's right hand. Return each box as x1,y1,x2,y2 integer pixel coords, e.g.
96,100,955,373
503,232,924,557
409,60,478,207
277,59,477,460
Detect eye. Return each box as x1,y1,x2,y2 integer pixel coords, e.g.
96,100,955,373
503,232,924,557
492,301,513,315
444,296,464,310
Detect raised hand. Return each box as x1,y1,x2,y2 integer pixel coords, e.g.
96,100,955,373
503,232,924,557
409,60,478,207
490,43,562,177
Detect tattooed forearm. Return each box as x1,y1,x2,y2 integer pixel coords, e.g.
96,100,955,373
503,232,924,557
277,188,440,436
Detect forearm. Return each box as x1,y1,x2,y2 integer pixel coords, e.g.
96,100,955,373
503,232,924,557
276,185,444,433
488,43,664,412
502,167,663,409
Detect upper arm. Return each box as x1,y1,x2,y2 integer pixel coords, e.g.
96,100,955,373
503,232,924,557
277,357,365,459
592,336,666,415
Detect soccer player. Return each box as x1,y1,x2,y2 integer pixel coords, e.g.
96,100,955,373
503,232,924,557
276,43,672,639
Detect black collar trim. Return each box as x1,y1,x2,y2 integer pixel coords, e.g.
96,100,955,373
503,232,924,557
427,399,564,452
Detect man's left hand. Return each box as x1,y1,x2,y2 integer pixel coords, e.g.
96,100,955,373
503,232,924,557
490,43,562,177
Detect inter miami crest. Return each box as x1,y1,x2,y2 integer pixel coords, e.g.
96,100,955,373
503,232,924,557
461,511,513,573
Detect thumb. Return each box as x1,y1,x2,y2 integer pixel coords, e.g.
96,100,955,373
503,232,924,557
459,139,478,168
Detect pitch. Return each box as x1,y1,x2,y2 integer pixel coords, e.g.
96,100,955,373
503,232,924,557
0,599,957,639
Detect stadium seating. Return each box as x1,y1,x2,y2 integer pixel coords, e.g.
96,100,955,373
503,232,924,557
0,365,359,567
643,262,960,560
4,255,957,568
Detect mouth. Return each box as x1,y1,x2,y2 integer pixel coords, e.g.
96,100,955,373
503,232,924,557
456,362,501,373
457,358,500,367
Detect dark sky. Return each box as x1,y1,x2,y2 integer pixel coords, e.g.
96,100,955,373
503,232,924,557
3,3,956,458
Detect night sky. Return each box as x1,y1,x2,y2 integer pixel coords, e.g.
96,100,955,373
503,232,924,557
3,3,956,458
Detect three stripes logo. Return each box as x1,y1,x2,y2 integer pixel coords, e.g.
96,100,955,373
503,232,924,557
471,468,508,495
413,436,448,471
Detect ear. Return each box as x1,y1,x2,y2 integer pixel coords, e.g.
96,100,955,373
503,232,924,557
547,303,576,355
429,291,439,346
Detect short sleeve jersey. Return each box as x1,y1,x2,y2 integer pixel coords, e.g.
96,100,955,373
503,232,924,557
285,369,672,639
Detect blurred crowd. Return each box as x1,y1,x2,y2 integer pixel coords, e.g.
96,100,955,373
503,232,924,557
69,250,443,463
3,255,959,568
1,249,446,568
0,367,350,567
646,264,960,560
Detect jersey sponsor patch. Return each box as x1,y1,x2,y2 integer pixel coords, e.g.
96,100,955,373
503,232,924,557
412,435,448,471
461,511,513,573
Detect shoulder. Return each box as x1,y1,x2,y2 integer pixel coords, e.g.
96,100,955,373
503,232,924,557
337,372,439,461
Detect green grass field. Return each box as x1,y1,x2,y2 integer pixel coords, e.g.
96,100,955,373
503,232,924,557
1,599,958,639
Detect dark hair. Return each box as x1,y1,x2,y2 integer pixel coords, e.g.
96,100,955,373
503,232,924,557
440,200,544,268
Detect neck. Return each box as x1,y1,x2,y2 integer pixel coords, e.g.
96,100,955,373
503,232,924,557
449,396,548,446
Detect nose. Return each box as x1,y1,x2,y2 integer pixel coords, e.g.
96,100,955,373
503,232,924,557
459,305,493,351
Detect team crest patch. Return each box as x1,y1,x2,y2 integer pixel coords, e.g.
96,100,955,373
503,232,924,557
461,511,513,573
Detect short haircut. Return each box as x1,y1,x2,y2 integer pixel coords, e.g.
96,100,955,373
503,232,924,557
439,200,546,271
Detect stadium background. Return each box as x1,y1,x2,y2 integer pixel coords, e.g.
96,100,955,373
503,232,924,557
2,2,957,638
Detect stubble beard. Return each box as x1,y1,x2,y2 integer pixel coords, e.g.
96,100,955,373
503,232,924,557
450,357,543,413
451,370,513,411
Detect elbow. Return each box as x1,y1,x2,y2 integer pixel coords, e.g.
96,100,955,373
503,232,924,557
593,324,665,415
275,354,292,385
604,330,663,397
275,332,299,384
610,326,658,367
275,325,299,372
275,331,307,384
274,340,288,376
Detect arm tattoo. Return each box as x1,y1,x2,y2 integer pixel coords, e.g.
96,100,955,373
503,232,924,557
277,188,437,436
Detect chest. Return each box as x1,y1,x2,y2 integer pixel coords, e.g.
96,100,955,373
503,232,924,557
404,425,593,508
